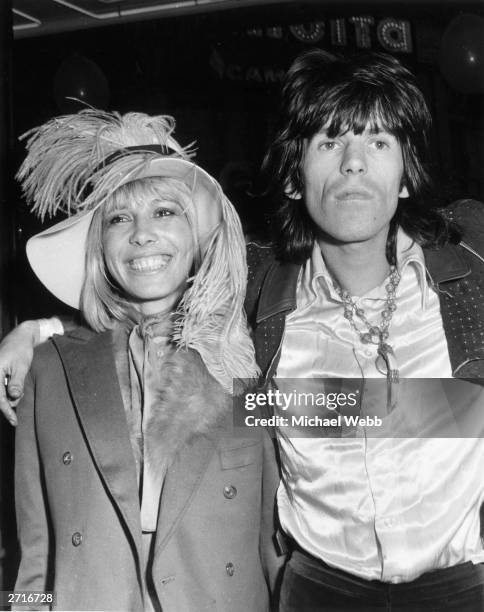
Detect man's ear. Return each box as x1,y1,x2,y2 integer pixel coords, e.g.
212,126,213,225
399,184,409,199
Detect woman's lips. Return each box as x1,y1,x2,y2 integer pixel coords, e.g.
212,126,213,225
128,254,172,272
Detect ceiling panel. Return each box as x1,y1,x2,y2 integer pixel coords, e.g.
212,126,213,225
13,0,273,38
13,0,484,39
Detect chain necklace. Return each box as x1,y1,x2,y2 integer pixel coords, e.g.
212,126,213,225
335,266,401,409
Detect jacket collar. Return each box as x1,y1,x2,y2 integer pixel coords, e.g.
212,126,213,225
256,259,300,323
256,241,472,323
423,242,471,285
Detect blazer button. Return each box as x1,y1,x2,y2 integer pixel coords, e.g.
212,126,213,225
72,532,83,547
225,562,235,577
62,451,73,465
223,485,237,499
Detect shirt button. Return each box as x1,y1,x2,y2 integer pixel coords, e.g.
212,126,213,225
365,349,373,357
72,532,83,546
62,451,73,465
226,562,235,576
223,485,237,499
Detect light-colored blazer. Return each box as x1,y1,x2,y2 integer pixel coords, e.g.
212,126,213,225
15,327,281,611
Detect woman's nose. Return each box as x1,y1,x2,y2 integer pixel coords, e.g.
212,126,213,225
129,220,158,246
340,142,367,175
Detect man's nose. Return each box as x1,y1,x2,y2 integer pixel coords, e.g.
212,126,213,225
340,142,367,175
129,220,158,246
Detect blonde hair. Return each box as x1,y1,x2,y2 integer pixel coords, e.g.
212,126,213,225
81,177,196,331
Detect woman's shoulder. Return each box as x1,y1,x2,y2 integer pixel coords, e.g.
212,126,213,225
31,337,61,370
31,325,104,375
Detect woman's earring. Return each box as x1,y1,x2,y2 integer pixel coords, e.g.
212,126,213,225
284,181,302,200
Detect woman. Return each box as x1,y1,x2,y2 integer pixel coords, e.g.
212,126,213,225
14,110,280,611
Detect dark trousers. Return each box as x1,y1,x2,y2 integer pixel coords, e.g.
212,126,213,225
280,549,484,611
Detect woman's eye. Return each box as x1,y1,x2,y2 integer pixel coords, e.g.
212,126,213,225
154,207,175,218
107,214,129,225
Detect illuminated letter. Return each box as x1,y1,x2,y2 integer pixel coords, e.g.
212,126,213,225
377,18,412,53
290,22,325,43
330,18,347,46
349,16,374,49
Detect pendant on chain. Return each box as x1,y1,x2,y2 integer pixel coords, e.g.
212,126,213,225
337,266,401,410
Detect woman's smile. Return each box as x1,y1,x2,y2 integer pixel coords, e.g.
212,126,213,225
127,254,173,273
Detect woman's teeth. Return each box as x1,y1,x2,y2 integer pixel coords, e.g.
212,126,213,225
129,255,172,271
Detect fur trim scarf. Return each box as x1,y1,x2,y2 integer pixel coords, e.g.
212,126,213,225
113,322,233,478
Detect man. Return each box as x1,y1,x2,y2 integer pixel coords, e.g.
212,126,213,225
2,51,484,610
243,50,484,611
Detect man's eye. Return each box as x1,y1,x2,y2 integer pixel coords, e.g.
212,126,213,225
372,140,390,150
319,141,337,151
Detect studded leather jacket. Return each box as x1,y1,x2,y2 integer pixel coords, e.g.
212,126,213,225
245,199,484,384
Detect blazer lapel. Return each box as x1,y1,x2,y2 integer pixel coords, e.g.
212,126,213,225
154,434,216,553
52,329,143,564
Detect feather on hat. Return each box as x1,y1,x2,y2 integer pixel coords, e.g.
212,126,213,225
17,109,259,391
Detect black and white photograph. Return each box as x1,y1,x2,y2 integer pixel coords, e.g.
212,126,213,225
0,0,484,610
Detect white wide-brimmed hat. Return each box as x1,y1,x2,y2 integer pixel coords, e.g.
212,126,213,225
17,109,258,390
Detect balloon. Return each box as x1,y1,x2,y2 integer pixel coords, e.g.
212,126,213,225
439,14,484,94
53,54,110,112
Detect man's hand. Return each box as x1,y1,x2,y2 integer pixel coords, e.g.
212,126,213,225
0,320,40,426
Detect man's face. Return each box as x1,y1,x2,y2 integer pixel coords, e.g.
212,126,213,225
301,124,409,247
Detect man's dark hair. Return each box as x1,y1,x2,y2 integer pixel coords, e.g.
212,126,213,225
262,49,460,264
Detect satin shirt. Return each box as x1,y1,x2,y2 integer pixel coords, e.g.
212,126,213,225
276,231,484,583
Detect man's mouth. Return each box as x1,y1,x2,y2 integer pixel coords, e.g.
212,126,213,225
335,190,372,201
128,255,172,272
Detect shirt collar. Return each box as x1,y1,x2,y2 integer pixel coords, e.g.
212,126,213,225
394,229,430,308
303,228,431,308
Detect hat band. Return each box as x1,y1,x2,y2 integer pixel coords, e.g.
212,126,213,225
83,144,184,200
95,144,181,172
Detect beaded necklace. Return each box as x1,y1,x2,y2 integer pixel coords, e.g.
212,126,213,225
335,266,401,408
